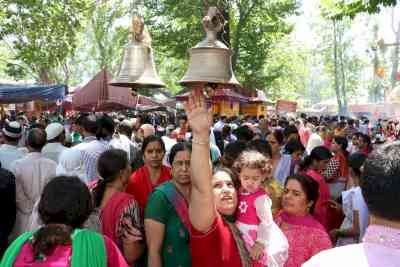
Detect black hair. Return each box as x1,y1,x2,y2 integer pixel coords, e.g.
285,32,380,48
269,129,284,145
283,125,299,139
247,139,272,158
93,149,129,208
96,114,115,139
34,176,93,258
285,139,305,154
278,119,289,129
348,152,366,177
79,114,98,134
221,125,232,139
3,134,19,143
361,142,400,221
285,175,319,214
141,135,166,155
168,142,192,165
359,134,372,153
27,128,47,151
299,146,332,171
178,115,187,122
333,135,349,156
221,141,247,168
233,126,254,142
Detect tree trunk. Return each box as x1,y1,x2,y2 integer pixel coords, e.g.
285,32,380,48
333,20,344,115
338,22,348,114
39,68,51,84
372,24,380,102
390,20,400,91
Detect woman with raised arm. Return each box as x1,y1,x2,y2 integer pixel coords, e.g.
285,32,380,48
185,90,252,267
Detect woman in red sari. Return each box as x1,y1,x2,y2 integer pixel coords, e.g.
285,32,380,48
275,175,332,267
300,146,331,229
185,90,252,267
126,135,171,211
92,149,144,266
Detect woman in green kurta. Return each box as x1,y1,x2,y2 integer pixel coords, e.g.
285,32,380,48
144,142,192,267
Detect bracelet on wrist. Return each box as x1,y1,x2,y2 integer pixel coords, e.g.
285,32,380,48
192,138,209,145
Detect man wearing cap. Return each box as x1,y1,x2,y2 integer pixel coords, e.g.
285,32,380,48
0,121,26,171
41,122,67,163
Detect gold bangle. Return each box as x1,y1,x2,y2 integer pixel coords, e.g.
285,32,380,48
192,138,209,145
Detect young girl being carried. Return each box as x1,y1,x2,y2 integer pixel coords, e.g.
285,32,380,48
234,150,289,267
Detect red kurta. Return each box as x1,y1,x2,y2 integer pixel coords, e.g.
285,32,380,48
125,165,171,211
305,169,330,230
190,215,243,267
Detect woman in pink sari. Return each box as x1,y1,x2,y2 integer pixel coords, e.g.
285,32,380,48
275,174,332,267
300,146,332,229
92,149,144,266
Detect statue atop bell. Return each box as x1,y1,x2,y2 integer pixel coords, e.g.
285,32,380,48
202,7,224,45
131,14,152,47
179,6,240,93
110,14,165,93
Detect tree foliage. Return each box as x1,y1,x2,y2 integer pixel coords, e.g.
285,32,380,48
0,0,90,83
89,0,130,71
322,0,397,19
144,0,299,91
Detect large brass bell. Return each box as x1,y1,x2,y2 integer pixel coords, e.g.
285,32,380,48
179,7,240,89
110,15,165,90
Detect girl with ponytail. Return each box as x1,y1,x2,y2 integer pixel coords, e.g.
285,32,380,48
92,149,144,265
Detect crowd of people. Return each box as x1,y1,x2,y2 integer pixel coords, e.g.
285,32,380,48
0,91,399,267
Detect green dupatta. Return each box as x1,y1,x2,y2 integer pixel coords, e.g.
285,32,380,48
0,229,107,267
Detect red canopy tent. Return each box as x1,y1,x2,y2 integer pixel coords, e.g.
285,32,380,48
72,69,136,111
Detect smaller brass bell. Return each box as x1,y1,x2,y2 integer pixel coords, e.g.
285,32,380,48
179,7,240,89
110,15,165,90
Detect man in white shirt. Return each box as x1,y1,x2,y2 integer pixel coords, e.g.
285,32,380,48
10,128,57,239
110,120,140,165
73,114,108,182
41,122,67,163
306,126,326,155
213,115,226,132
161,125,178,167
0,121,26,171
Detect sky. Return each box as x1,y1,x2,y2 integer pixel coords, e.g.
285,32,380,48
294,0,400,48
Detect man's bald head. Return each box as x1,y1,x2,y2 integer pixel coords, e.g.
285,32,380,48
27,128,47,151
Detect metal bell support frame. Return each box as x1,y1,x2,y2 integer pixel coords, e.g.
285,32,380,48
110,14,165,90
179,7,240,88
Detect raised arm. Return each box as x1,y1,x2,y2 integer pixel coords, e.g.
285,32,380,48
185,90,217,232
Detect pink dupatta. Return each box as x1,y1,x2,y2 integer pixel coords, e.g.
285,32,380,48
276,211,332,267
